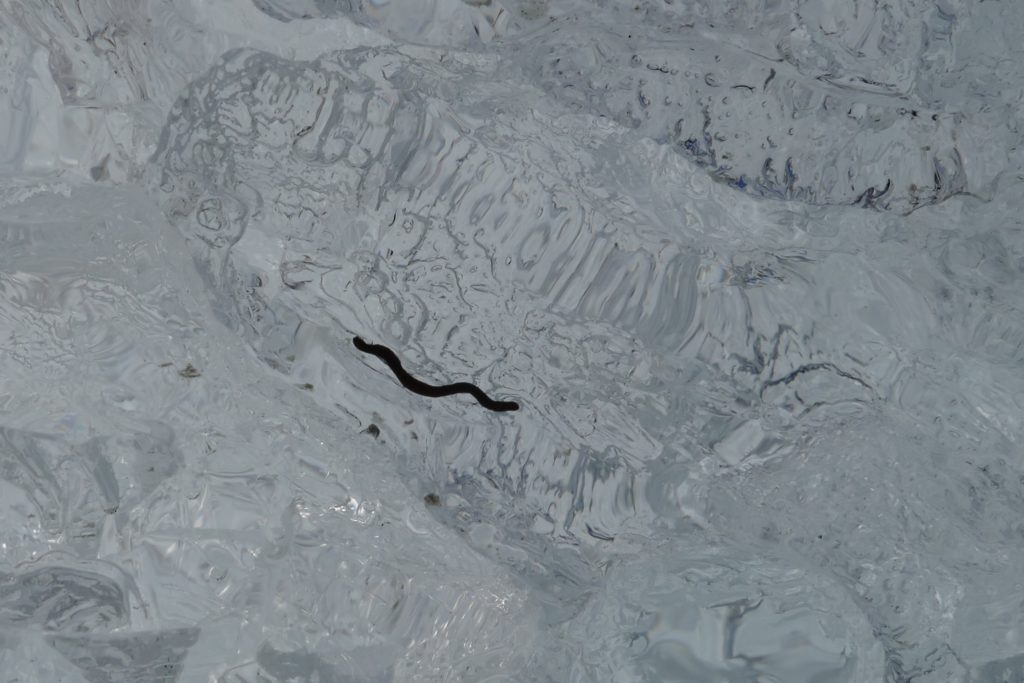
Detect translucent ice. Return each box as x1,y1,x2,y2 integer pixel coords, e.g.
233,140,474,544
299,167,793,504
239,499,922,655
1,1,1024,681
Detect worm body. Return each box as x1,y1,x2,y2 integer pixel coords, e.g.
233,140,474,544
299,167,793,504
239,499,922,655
353,337,520,412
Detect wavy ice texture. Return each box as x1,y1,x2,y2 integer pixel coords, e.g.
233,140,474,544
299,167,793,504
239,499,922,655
2,0,1024,681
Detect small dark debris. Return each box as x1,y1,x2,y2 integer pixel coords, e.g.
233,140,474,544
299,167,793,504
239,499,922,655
424,493,441,507
299,383,314,391
158,362,173,368
179,364,201,378
364,424,380,438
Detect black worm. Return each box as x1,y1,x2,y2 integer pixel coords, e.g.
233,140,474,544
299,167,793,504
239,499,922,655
353,337,520,412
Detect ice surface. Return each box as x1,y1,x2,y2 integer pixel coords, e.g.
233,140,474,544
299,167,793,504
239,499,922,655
1,0,1024,681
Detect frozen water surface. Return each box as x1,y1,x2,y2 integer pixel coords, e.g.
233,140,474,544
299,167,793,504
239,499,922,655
1,0,1024,681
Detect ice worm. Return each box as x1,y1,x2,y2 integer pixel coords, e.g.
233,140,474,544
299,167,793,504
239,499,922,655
353,337,520,412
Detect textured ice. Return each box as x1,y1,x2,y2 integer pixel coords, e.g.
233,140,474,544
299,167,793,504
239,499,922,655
1,0,1024,681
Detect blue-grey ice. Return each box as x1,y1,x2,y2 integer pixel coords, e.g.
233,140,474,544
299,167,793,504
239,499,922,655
1,0,1022,681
